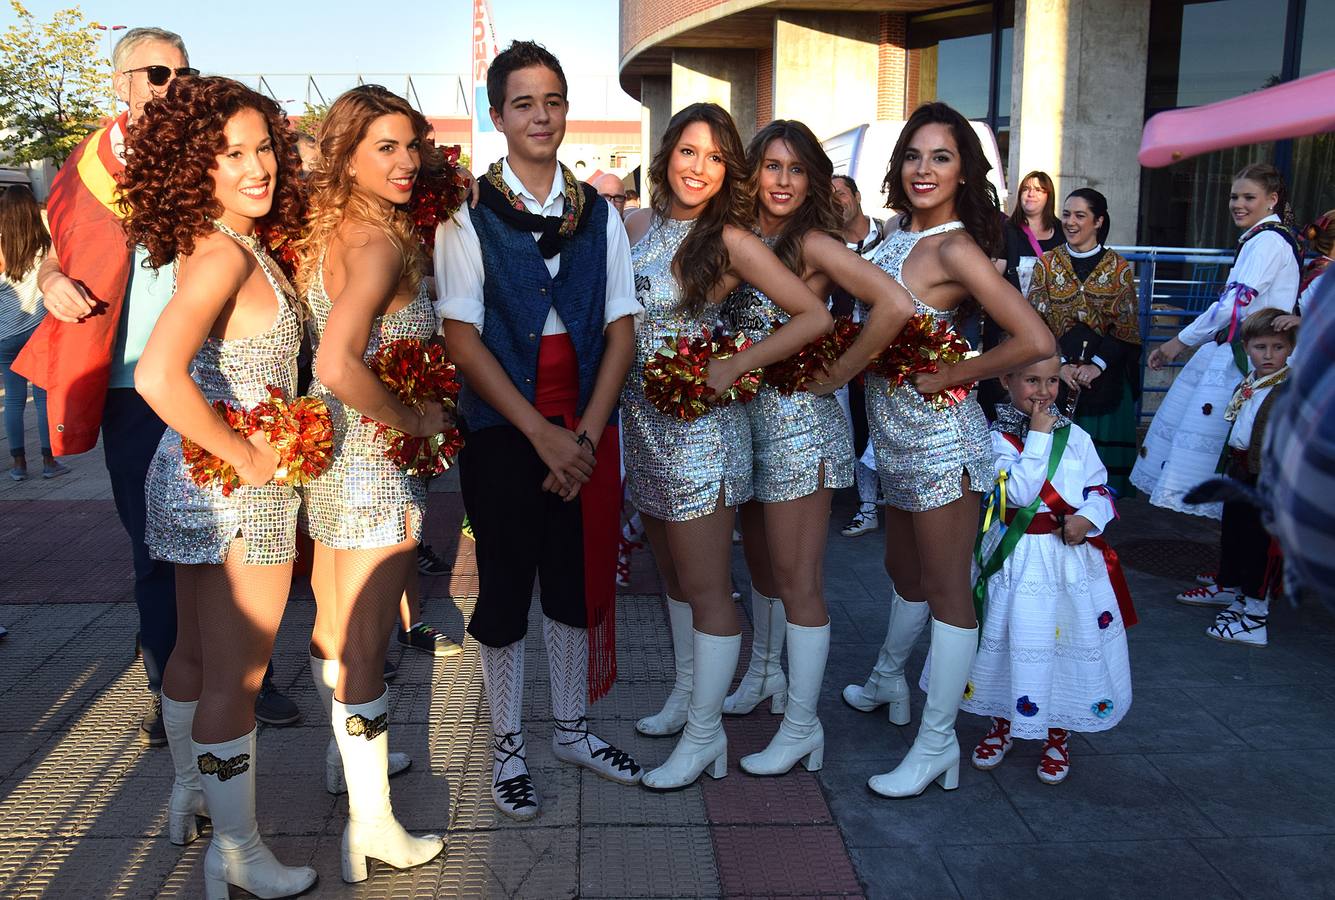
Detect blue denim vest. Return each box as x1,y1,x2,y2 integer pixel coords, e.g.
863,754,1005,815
460,197,609,432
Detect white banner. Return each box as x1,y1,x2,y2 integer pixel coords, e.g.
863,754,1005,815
470,0,507,167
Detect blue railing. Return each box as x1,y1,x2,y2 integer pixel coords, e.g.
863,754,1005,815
1108,245,1235,422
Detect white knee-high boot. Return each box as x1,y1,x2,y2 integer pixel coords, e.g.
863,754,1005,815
842,591,930,724
479,640,537,819
643,631,740,790
195,729,317,900
740,621,828,775
310,655,411,794
333,689,443,882
722,588,788,716
161,694,208,845
868,619,977,798
636,596,693,736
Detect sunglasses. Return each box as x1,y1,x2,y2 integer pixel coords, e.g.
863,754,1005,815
122,65,200,87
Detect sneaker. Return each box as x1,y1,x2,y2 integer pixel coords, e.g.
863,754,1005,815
460,515,474,541
841,507,878,537
139,694,167,748
254,682,302,726
398,622,463,657
41,461,71,480
1175,584,1235,607
972,717,1012,770
1037,728,1070,784
384,655,399,681
416,542,452,575
1207,612,1268,647
8,466,26,482
1195,570,1218,586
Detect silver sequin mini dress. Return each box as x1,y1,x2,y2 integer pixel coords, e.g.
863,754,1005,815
622,216,752,521
302,252,435,549
864,221,994,512
723,270,853,503
145,222,303,566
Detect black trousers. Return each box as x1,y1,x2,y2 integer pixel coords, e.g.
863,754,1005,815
459,421,587,648
1217,470,1270,599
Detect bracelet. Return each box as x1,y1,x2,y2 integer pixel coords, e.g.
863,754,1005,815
576,431,596,457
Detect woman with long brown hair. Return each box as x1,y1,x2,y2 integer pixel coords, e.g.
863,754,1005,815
718,119,912,776
0,185,69,481
295,85,445,881
623,103,831,789
848,101,1052,799
127,75,316,898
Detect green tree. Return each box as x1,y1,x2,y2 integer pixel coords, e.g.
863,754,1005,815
0,2,111,167
295,102,328,137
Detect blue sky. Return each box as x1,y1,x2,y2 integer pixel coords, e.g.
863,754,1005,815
0,0,635,116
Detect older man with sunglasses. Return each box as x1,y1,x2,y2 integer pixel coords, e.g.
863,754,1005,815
14,27,298,748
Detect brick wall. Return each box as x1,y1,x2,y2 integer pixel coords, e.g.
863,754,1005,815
756,50,773,130
876,12,907,120
622,0,733,58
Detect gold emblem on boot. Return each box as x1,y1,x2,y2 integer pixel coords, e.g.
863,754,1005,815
345,713,388,740
196,751,251,782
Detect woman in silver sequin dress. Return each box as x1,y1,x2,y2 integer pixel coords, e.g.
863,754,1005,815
622,104,831,791
126,78,317,898
841,103,1053,803
293,86,444,880
720,120,914,777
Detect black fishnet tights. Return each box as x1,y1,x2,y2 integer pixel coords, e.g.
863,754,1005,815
161,540,293,743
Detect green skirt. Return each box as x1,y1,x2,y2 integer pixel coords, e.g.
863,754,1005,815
1075,383,1138,498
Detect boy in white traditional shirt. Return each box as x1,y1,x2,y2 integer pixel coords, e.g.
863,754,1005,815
1204,307,1297,647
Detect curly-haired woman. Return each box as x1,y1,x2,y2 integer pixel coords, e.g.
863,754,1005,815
293,85,444,881
126,76,316,898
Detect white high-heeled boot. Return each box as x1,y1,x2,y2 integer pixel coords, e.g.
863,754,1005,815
841,591,929,724
868,618,977,798
723,588,788,716
333,689,443,882
195,729,317,900
310,655,411,794
161,694,208,845
741,621,829,775
636,596,693,736
643,631,740,790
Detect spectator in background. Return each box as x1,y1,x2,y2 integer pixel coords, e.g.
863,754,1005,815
0,185,70,481
295,131,319,176
590,172,628,217
624,187,640,211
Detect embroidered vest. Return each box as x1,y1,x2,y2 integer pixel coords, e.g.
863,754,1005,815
461,198,610,431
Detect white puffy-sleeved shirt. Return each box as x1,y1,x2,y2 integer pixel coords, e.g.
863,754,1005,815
1177,215,1300,348
433,158,642,335
991,424,1116,537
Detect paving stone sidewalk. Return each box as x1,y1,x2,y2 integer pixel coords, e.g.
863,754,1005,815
1,401,1334,898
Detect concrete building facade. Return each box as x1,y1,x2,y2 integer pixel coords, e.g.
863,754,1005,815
619,0,1334,248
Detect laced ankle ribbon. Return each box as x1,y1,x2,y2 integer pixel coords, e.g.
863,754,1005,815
974,719,1010,761
554,717,641,777
492,732,537,810
1039,730,1069,777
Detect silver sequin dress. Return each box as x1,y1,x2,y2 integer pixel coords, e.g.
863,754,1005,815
622,216,752,521
723,264,853,503
302,251,435,549
145,222,303,566
864,220,994,512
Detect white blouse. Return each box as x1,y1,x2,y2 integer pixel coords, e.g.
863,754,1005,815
1177,215,1300,348
991,424,1116,537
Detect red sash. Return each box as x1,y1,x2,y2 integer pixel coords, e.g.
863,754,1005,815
999,432,1138,627
533,334,620,701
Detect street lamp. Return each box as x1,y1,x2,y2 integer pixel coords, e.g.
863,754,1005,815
93,24,126,110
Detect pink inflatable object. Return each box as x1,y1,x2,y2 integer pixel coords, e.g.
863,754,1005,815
1139,69,1335,168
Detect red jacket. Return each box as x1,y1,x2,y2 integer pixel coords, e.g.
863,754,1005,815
13,114,134,456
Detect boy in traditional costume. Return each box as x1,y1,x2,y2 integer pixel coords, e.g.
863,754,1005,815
435,41,643,819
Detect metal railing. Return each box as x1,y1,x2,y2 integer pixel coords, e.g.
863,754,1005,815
1108,245,1235,422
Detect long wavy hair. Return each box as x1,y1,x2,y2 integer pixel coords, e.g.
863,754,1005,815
0,185,51,281
294,85,435,297
120,76,305,268
1007,170,1058,233
882,102,1002,257
649,103,755,317
745,120,842,277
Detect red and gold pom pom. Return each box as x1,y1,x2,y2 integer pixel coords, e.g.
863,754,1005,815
763,315,862,395
868,314,976,409
249,387,334,487
643,328,763,421
362,339,464,477
180,401,254,497
407,142,470,252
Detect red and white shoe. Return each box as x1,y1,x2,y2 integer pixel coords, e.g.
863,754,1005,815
1195,570,1218,587
1175,583,1235,607
971,717,1012,770
1037,728,1070,784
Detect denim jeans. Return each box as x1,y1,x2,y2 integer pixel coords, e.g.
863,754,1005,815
102,388,176,693
0,326,50,460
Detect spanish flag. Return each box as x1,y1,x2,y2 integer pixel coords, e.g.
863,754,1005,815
13,113,135,456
